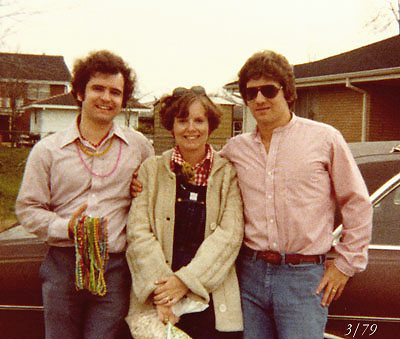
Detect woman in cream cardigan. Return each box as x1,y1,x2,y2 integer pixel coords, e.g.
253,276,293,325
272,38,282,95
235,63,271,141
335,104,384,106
126,86,243,338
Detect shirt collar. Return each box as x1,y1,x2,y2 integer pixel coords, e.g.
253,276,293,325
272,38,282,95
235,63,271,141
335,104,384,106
251,112,297,143
60,114,129,148
171,144,214,169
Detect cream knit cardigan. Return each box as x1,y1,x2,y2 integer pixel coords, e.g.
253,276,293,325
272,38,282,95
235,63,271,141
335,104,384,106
126,149,244,332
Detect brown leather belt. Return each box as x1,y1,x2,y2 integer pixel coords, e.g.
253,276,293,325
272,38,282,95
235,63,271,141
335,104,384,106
241,246,325,265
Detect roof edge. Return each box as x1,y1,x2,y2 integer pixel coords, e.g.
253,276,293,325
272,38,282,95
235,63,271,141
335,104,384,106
295,66,400,87
25,104,151,112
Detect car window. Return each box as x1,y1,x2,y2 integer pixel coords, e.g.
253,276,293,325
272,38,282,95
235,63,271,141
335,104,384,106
372,185,400,246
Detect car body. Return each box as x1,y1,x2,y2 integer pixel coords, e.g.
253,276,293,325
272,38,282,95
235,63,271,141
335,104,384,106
0,141,399,338
325,141,400,339
0,227,47,338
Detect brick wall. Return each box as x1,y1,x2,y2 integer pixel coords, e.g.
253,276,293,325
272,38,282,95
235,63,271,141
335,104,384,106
317,86,365,142
367,84,400,140
296,82,400,142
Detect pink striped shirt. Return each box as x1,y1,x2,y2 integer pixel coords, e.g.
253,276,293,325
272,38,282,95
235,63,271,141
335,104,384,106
220,114,372,276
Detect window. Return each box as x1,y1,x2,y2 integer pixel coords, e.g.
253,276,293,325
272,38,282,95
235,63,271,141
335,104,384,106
15,98,24,107
0,97,10,107
233,121,242,136
372,185,400,246
38,85,50,100
27,84,50,100
27,84,39,100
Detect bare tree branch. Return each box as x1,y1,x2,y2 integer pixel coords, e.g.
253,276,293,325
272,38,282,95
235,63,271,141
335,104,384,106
0,0,45,46
365,0,400,34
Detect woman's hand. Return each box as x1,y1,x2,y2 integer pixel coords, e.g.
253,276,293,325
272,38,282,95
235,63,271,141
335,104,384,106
156,304,180,325
153,275,188,305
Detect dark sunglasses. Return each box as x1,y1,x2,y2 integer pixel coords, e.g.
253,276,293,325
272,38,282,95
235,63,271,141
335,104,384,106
173,86,206,97
246,84,282,101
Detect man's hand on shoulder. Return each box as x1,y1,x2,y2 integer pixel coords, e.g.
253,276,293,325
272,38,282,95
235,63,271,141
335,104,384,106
130,171,143,198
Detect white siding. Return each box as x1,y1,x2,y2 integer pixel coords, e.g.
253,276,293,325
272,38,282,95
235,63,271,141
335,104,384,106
243,106,257,133
30,109,140,138
30,109,77,137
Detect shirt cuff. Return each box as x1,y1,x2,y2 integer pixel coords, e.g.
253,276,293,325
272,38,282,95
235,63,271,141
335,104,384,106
48,217,70,241
333,257,355,277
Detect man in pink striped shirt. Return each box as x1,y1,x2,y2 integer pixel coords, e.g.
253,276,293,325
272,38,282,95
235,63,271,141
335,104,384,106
220,50,372,338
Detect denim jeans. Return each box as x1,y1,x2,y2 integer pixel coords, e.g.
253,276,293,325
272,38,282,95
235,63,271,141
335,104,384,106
39,247,132,339
237,251,328,339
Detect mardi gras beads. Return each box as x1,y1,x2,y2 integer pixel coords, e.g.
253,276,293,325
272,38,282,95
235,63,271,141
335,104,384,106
74,216,109,296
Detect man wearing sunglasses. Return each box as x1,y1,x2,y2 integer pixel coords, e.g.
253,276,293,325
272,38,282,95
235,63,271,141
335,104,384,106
219,50,372,338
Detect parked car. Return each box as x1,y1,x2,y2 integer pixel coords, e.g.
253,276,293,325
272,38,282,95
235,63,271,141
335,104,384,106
0,142,399,339
0,227,47,339
325,141,400,339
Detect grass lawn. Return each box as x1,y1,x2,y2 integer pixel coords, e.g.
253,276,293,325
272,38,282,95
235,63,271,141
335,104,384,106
0,145,32,232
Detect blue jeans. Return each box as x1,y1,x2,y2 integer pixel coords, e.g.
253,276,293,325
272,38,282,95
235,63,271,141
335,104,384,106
237,251,328,339
39,247,132,339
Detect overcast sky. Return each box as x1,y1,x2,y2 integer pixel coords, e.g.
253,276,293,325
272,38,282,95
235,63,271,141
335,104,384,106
2,0,398,99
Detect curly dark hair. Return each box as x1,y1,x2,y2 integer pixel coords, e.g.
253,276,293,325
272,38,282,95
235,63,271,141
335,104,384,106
71,50,135,108
158,88,221,134
238,50,297,109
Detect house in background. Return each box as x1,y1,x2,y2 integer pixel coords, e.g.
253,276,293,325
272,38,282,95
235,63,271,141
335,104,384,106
294,35,400,142
0,52,70,141
224,36,400,142
152,95,242,155
24,92,152,139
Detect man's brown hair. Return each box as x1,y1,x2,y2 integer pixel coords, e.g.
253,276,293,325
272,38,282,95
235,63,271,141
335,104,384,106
238,50,297,109
71,50,135,108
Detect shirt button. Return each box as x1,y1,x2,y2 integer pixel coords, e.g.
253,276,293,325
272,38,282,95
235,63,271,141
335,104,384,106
270,219,274,223
210,223,217,230
273,243,277,248
268,171,273,176
219,304,227,313
268,195,272,199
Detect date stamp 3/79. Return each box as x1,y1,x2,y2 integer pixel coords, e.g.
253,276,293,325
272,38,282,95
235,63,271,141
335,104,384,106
345,323,378,337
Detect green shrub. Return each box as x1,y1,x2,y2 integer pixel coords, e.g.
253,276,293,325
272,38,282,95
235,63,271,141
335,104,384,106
0,146,31,231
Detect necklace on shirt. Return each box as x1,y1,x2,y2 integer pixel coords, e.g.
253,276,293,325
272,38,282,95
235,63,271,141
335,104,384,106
78,121,109,148
75,138,122,178
77,138,114,157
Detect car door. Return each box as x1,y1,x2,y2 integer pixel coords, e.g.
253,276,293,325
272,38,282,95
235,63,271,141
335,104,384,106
325,173,400,339
0,227,47,339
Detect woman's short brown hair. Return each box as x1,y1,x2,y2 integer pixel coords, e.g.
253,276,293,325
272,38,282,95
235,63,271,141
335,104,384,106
238,50,297,109
71,50,135,108
158,87,222,134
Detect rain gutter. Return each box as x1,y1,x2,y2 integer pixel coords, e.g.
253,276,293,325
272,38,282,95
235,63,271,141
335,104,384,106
345,78,368,142
295,66,400,88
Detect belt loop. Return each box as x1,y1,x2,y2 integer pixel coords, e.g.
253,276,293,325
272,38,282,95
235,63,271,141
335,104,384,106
281,253,285,265
252,250,258,261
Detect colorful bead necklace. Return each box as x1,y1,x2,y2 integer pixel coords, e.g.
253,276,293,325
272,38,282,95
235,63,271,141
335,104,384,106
77,138,114,157
76,138,122,178
74,216,109,296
